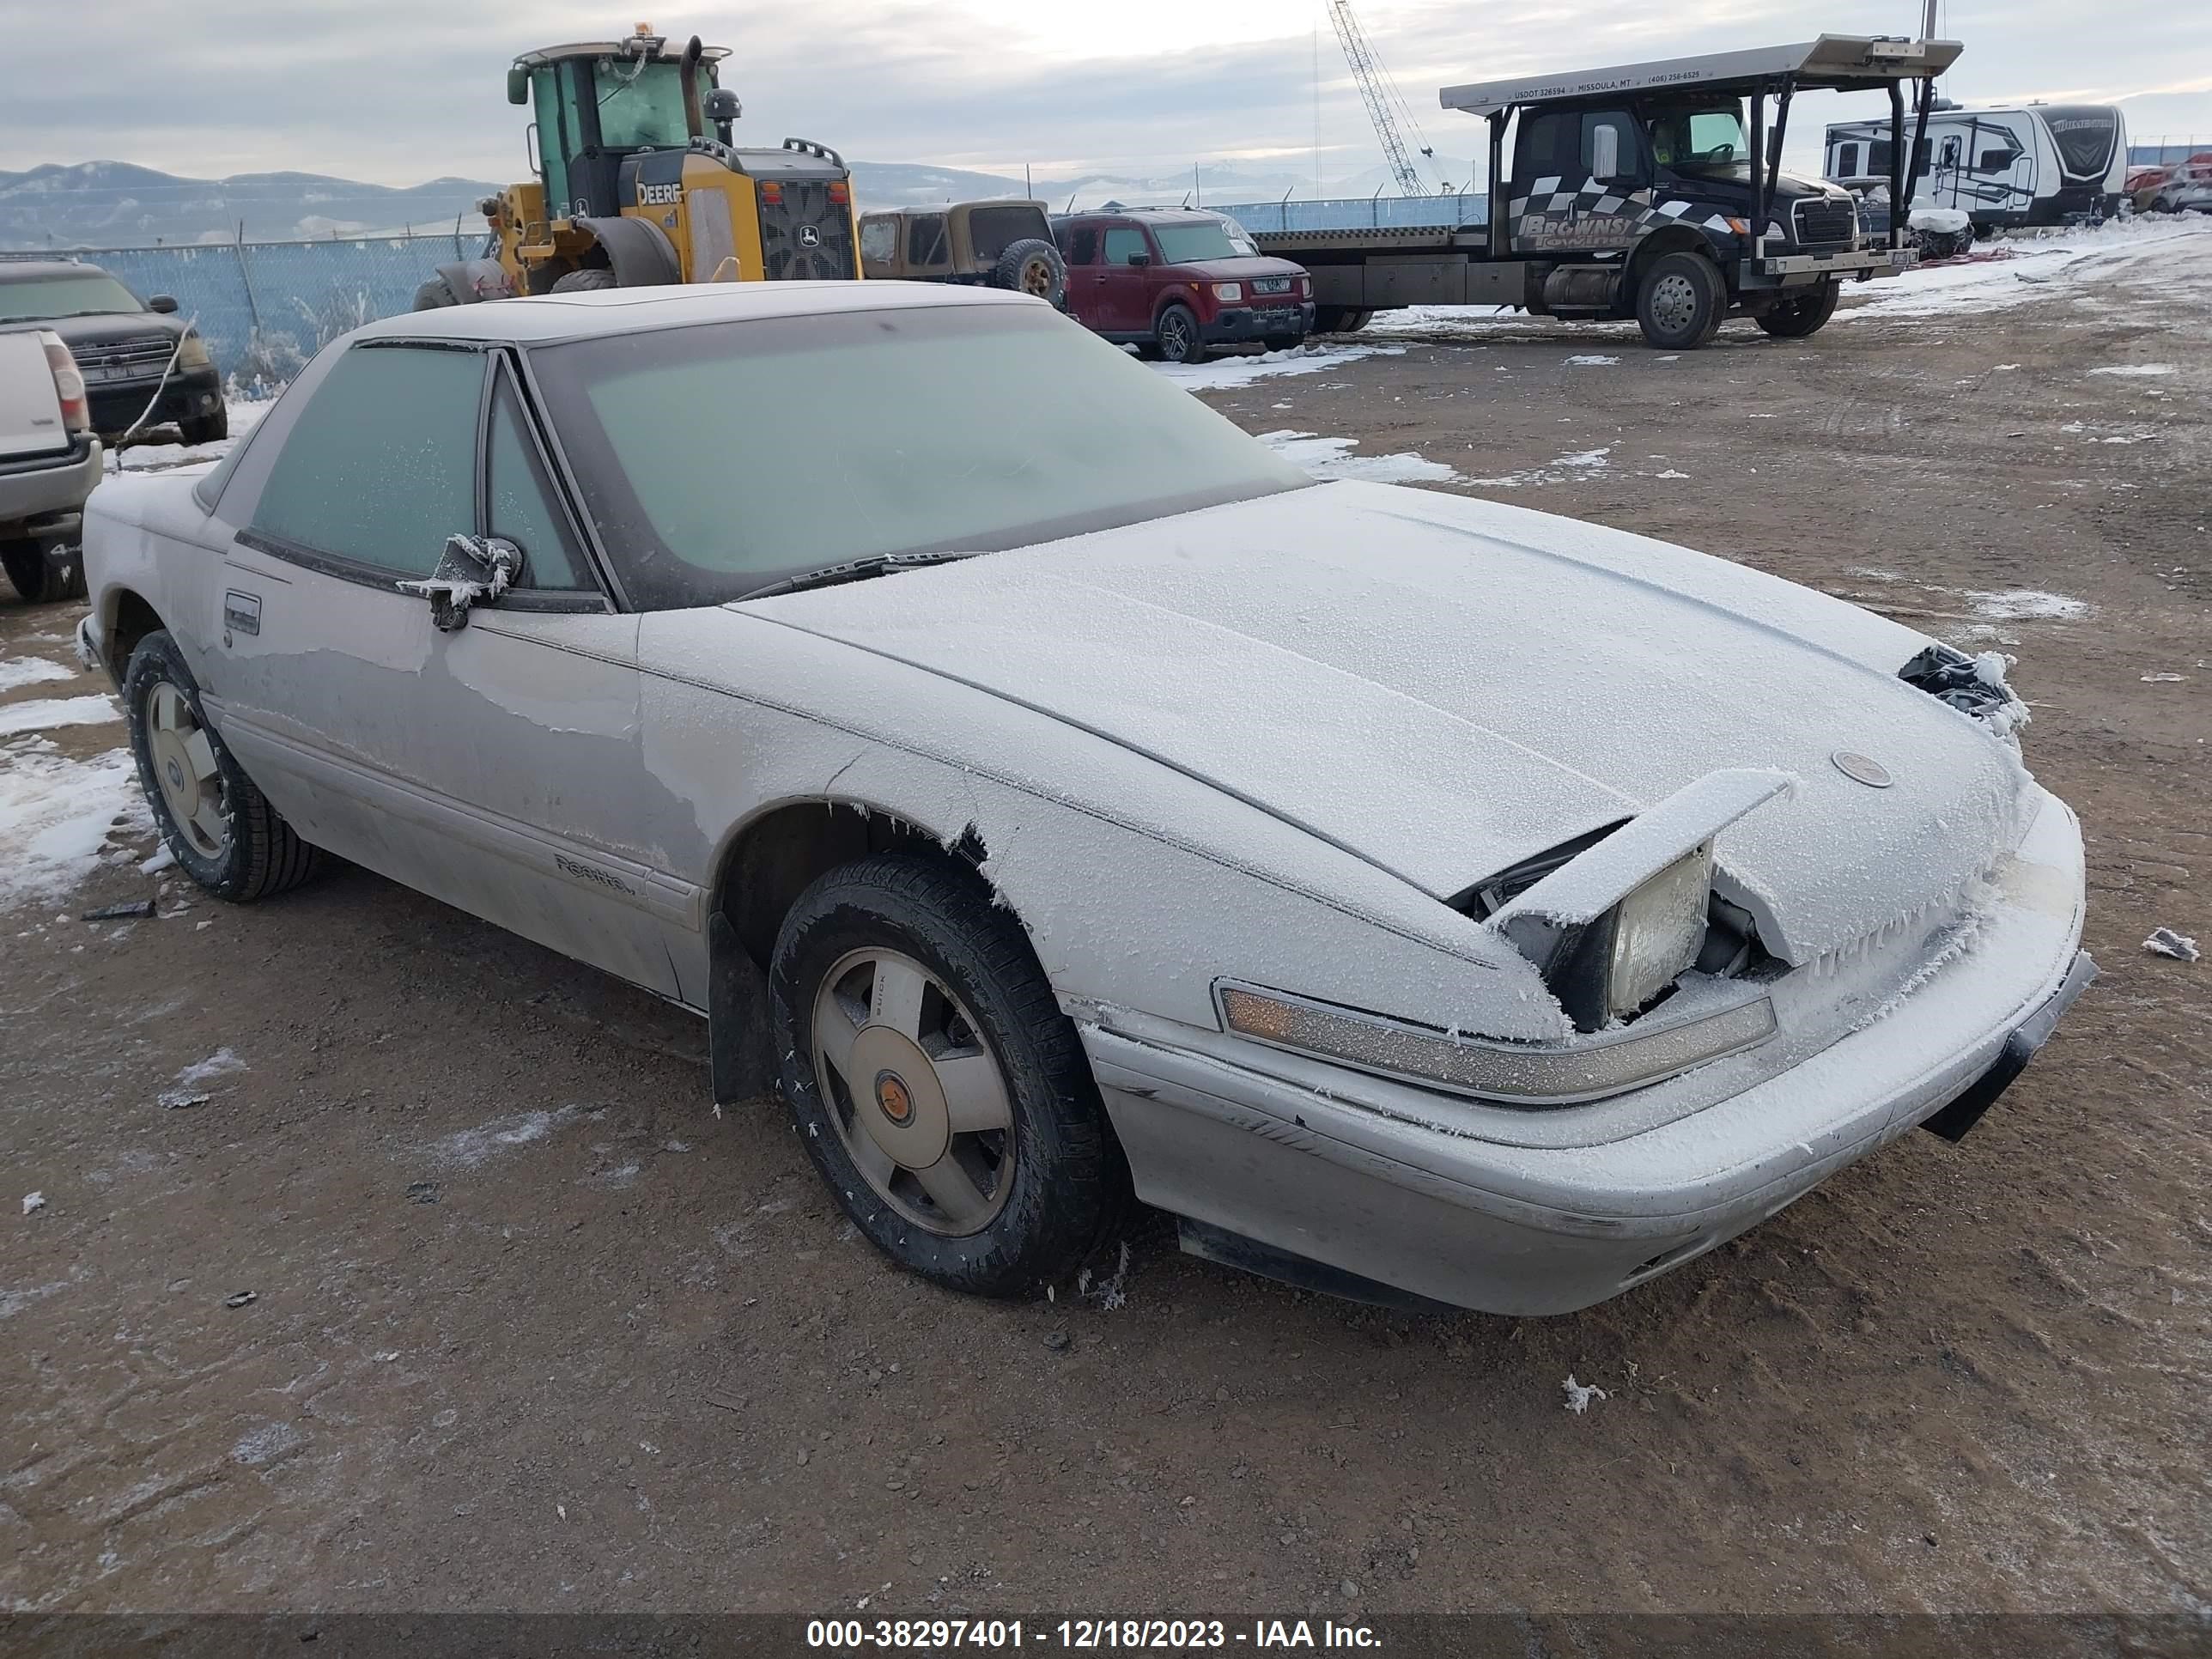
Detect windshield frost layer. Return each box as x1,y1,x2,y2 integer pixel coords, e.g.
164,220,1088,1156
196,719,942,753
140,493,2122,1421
532,304,1311,610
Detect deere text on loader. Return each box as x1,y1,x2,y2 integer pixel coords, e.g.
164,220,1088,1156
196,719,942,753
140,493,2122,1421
416,24,860,308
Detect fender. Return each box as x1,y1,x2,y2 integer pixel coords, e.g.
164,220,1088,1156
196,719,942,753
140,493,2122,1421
434,259,516,304
574,216,684,288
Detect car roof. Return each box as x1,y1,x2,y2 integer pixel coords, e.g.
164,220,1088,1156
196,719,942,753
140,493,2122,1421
350,279,1041,348
0,259,116,283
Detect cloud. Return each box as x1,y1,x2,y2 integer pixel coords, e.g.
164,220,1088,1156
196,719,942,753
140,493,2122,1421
3,0,2206,186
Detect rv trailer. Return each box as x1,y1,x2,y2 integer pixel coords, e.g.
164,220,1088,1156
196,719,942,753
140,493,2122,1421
1826,104,2130,229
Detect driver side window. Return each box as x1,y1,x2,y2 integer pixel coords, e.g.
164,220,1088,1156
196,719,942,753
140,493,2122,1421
249,344,483,578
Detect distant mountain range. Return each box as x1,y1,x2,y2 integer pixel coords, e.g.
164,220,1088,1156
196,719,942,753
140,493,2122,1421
0,158,1425,250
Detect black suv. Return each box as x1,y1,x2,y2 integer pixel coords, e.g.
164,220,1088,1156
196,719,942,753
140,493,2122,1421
0,261,226,444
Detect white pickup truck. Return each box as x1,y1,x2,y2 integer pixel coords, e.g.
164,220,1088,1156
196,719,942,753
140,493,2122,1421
0,326,101,603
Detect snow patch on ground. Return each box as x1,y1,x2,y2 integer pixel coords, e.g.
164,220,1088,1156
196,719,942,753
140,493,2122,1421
1839,218,2212,321
1564,355,1620,367
1966,589,2091,621
1256,430,1461,483
422,1105,587,1170
2087,363,2177,378
104,398,270,477
1468,446,1613,489
0,746,150,909
0,658,76,695
0,695,119,738
1153,343,1405,392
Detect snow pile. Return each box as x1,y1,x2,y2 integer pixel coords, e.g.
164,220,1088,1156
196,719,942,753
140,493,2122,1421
1969,651,2033,739
1257,429,1462,484
106,398,270,478
1153,342,1406,392
0,695,120,738
1840,217,2212,321
0,745,151,909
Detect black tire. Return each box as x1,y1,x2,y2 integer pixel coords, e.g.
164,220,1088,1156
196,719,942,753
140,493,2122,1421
2,537,85,605
1635,250,1725,350
991,238,1068,307
1755,279,1840,339
411,276,459,310
1153,301,1208,364
1262,334,1303,353
550,267,617,294
178,406,228,446
124,629,323,903
770,854,1127,1297
1312,306,1373,335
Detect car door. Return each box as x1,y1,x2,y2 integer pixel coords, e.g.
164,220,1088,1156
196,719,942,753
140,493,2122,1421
201,338,694,1001
1505,108,1578,252
1096,223,1154,336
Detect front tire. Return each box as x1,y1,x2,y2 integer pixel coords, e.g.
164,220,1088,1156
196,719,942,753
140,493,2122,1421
550,267,617,294
125,629,322,902
770,854,1125,1297
179,406,228,446
1635,251,1725,349
411,276,459,310
1755,278,1840,338
1154,303,1209,364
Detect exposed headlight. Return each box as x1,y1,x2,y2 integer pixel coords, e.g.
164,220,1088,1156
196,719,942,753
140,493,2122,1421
178,331,212,370
1212,283,1243,302
1498,843,1717,1032
1216,975,1773,1106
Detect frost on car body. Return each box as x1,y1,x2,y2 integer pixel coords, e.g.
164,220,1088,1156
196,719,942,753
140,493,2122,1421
76,281,2094,1316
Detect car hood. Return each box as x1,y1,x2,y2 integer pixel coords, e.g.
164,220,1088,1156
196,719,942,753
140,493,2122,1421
0,311,181,347
737,483,2034,964
1172,257,1309,283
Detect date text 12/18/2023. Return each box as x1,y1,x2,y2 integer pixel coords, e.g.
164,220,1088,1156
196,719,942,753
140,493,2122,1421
806,1618,1382,1650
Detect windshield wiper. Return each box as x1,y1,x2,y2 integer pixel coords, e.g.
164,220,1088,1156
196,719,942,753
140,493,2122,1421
738,550,979,601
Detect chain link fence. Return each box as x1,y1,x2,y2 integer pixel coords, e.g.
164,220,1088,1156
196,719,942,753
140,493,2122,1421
0,229,481,390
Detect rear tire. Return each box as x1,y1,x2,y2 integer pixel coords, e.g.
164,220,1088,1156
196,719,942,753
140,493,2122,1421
992,238,1068,308
1313,307,1373,334
1635,251,1725,350
179,406,228,446
2,537,86,605
1262,334,1302,353
1154,302,1208,364
1755,279,1840,339
770,854,1127,1297
124,629,323,903
550,267,617,294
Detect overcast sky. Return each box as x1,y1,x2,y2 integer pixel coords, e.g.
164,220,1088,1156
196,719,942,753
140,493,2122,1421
6,0,2209,186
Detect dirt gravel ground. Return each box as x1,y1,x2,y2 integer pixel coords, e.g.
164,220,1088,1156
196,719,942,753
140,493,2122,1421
3,228,2207,1627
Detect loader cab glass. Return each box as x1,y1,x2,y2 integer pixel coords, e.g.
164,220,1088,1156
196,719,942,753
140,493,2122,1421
526,55,699,220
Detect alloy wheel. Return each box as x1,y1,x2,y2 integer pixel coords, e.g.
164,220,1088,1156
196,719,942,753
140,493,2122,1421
145,679,229,860
811,947,1017,1236
1018,254,1056,298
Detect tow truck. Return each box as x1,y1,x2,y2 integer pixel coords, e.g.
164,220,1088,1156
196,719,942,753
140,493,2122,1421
1249,33,1962,349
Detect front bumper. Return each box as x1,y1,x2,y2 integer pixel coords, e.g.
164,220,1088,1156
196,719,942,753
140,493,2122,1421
1742,246,1914,286
88,364,222,439
1084,787,2091,1316
1205,301,1316,343
0,434,103,533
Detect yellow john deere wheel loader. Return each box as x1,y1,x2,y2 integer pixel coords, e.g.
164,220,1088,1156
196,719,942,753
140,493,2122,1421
415,24,860,308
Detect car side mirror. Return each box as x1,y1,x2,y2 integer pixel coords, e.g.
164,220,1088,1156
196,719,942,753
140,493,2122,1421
397,533,523,632
148,295,179,313
1127,252,1152,268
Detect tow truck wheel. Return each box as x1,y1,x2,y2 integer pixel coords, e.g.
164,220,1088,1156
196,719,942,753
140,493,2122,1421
1755,279,1841,339
1635,251,1724,350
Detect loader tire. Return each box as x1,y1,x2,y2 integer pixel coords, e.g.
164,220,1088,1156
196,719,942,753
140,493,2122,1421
412,276,459,310
550,268,618,294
